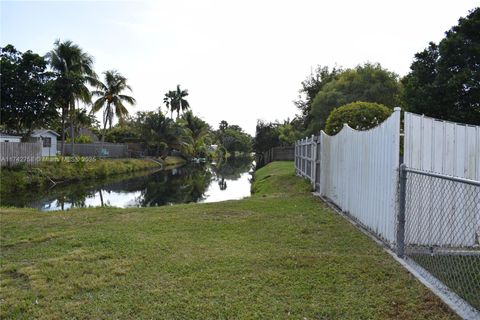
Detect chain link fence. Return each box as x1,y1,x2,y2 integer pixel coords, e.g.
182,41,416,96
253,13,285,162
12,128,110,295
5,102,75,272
402,167,480,314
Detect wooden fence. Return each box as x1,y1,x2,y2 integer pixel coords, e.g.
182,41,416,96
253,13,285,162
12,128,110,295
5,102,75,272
0,142,42,167
60,143,129,158
257,146,294,167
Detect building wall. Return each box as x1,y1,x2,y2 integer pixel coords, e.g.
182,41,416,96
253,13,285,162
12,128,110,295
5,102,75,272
0,136,21,143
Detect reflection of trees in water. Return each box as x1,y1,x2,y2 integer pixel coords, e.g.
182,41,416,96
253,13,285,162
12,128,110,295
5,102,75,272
211,157,253,190
218,178,227,190
140,165,212,206
9,158,253,210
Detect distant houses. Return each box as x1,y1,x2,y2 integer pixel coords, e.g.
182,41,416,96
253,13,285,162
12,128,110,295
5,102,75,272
0,134,21,143
30,129,60,157
0,129,59,157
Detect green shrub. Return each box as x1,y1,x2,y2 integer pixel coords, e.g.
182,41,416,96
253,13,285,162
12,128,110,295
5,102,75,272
66,134,92,144
324,101,392,135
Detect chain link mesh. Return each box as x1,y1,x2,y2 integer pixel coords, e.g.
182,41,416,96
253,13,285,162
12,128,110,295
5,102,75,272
404,170,480,311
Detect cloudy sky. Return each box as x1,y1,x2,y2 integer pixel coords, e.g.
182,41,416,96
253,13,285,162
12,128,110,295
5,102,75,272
1,0,477,134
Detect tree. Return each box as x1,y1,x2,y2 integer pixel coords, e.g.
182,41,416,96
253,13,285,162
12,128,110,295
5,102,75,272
254,120,281,154
46,39,97,156
180,111,212,157
308,63,402,134
221,126,252,155
135,110,192,157
91,70,136,150
163,85,190,119
402,8,480,124
324,101,392,135
219,120,229,132
294,65,342,130
163,90,176,119
0,45,58,136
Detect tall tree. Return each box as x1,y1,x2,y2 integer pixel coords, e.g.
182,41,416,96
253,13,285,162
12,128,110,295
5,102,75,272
180,111,212,157
91,70,136,151
136,110,192,157
308,63,402,134
46,39,96,156
402,8,480,124
163,85,190,119
0,45,58,136
163,90,176,119
294,65,342,130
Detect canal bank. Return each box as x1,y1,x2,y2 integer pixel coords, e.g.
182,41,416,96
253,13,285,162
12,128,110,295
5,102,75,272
0,157,186,197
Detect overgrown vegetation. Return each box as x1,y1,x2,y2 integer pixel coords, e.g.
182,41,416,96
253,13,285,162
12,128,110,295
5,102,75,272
0,162,456,318
0,158,178,197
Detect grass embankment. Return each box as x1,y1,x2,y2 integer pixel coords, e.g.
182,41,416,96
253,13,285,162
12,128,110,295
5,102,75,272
0,162,455,319
0,156,185,196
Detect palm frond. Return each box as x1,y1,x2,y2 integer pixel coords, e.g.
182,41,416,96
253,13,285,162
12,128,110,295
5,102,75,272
118,94,136,105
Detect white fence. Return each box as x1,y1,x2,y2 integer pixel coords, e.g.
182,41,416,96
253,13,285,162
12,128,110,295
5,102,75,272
0,142,42,167
319,108,401,245
404,112,480,180
294,110,480,316
295,136,317,186
404,112,480,247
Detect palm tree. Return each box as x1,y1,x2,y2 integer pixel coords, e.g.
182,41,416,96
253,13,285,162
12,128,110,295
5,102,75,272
91,70,136,153
163,90,176,119
46,39,96,156
163,85,190,119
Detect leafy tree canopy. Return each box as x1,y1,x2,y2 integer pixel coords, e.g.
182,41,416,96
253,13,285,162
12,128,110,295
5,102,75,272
294,65,342,130
324,101,392,135
308,63,402,134
402,8,480,124
0,45,58,136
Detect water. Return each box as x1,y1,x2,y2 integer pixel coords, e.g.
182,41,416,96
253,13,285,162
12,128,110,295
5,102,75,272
3,158,254,211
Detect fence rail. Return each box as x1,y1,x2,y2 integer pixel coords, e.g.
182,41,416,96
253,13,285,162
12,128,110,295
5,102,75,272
0,142,42,167
60,143,129,158
294,109,480,318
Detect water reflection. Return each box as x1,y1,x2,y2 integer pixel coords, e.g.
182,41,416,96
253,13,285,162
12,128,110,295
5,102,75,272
2,157,254,211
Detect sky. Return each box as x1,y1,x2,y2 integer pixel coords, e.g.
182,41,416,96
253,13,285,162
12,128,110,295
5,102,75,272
1,0,478,135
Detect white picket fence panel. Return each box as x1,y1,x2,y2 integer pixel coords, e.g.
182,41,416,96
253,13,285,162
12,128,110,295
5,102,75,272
404,112,480,247
319,108,401,245
404,112,480,180
295,136,316,186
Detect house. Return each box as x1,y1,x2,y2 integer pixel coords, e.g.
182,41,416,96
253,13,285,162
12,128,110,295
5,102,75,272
0,134,22,143
30,129,60,157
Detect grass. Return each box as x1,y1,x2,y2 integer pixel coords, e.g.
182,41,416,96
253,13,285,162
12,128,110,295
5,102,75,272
0,161,456,319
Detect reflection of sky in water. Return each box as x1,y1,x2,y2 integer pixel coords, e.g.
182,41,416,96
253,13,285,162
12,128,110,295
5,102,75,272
36,164,252,211
41,191,143,211
200,171,251,203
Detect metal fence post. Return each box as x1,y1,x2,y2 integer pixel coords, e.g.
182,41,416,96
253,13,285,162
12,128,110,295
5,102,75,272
397,163,407,257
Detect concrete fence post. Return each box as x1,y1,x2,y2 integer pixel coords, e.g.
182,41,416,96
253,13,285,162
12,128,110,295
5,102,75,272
397,163,407,257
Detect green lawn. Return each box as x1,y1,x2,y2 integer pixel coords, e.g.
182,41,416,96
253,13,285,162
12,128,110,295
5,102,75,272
0,162,456,319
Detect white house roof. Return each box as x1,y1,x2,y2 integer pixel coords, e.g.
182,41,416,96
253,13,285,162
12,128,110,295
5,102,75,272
32,129,60,137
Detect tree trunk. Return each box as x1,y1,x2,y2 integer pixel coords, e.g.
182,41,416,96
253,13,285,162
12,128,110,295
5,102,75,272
100,103,109,157
70,101,76,157
99,189,104,207
61,106,66,157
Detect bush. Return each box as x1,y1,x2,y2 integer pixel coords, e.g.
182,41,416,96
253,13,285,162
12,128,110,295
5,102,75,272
66,134,92,144
324,101,392,135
